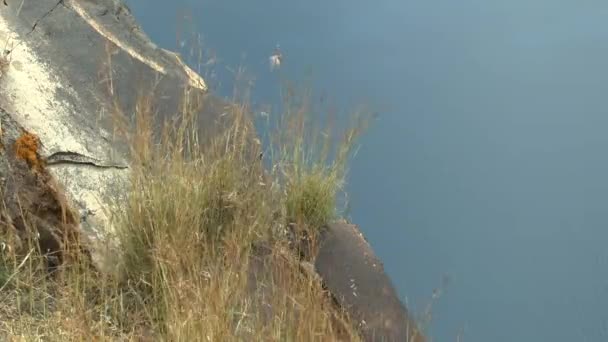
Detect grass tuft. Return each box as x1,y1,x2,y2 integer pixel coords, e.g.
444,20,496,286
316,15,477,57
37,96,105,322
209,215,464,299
0,60,371,340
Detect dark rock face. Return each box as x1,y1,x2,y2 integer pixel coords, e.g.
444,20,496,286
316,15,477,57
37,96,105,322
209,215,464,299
245,241,357,341
245,222,425,341
316,222,425,342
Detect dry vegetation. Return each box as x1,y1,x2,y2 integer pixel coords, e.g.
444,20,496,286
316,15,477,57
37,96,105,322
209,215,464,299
0,67,372,340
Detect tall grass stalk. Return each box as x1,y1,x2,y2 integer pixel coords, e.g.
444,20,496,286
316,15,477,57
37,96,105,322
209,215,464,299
0,64,366,340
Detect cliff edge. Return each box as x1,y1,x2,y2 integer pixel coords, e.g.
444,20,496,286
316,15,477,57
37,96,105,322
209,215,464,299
0,1,423,340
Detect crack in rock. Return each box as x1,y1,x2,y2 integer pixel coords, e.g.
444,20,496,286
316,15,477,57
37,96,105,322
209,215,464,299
6,0,65,55
29,0,64,33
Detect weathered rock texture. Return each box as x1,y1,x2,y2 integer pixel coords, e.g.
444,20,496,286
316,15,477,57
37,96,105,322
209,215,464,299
0,1,423,341
316,222,425,341
0,0,219,272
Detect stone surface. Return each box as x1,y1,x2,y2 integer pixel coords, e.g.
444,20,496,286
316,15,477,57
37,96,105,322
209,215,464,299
0,0,220,272
316,222,425,342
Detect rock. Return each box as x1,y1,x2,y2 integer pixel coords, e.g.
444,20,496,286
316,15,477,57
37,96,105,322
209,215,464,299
0,0,219,273
245,222,425,341
315,222,425,342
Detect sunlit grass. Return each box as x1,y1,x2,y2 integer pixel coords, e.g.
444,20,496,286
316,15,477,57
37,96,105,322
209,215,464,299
0,67,366,340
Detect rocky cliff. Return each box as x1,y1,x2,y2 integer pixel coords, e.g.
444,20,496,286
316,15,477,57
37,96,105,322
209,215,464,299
0,1,423,340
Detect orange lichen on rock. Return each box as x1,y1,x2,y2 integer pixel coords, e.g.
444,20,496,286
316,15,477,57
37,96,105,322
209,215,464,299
14,132,43,171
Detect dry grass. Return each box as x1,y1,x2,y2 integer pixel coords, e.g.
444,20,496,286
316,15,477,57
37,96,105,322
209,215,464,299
0,66,369,340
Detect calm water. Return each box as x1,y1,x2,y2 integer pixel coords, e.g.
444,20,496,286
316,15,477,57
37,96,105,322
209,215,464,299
125,1,608,340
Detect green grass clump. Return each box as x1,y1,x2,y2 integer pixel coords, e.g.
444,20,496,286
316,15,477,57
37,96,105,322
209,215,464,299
269,83,367,232
285,169,337,230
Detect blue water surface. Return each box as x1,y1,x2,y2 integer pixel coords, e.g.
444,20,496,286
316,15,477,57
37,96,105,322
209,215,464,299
125,0,608,340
